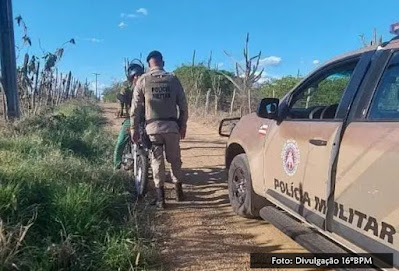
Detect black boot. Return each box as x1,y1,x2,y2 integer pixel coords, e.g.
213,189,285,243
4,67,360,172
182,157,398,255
174,183,184,202
151,186,165,209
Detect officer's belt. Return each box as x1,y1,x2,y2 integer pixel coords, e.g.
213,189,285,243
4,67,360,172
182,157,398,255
146,118,178,125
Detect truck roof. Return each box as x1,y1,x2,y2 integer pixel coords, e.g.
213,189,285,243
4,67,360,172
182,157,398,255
278,37,399,105
317,36,399,71
382,36,399,50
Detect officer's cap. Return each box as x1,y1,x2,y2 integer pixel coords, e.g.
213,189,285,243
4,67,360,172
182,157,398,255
146,50,163,63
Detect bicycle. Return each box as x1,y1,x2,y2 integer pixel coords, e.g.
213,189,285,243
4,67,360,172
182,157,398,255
121,123,152,197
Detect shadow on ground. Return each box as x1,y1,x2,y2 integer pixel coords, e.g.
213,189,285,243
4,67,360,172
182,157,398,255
156,164,297,270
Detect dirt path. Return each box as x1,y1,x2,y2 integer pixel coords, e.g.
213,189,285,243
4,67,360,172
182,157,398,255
101,103,312,271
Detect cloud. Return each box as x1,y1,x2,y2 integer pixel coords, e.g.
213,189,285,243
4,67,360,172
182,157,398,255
89,81,107,94
90,82,106,89
257,76,270,84
118,22,127,28
254,71,281,85
217,62,224,68
120,8,148,21
259,56,282,67
87,38,103,43
313,59,320,65
136,8,148,16
121,12,137,18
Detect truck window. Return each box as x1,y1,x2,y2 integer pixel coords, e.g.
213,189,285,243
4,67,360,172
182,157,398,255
288,61,358,120
368,51,399,120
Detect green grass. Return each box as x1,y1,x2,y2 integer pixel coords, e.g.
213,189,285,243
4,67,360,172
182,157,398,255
0,100,158,271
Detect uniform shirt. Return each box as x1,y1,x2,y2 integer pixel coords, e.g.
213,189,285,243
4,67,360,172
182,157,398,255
119,81,133,105
131,66,188,135
120,81,131,95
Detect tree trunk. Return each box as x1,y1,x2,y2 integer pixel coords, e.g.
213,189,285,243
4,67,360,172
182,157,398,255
65,71,72,99
195,93,200,107
46,71,53,106
204,88,211,116
305,89,311,109
1,85,7,121
230,88,236,116
56,71,61,105
214,94,218,114
34,73,43,115
56,74,63,106
31,61,40,115
247,87,251,114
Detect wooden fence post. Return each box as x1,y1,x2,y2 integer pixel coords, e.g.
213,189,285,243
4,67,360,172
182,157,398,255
0,0,20,119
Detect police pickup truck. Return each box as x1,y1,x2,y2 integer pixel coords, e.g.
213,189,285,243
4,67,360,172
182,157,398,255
219,24,399,269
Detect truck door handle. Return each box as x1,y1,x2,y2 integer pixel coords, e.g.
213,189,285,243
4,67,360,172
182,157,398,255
309,139,327,146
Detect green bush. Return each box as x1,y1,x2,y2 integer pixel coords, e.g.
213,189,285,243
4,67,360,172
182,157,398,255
0,101,158,271
102,82,124,103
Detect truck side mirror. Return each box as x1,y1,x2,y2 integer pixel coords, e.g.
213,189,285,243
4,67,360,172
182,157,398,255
257,98,279,120
218,117,241,137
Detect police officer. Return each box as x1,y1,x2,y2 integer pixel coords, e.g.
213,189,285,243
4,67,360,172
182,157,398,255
131,50,188,209
117,81,132,117
113,62,145,169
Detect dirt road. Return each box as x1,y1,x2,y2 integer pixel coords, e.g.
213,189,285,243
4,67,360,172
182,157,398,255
101,103,310,271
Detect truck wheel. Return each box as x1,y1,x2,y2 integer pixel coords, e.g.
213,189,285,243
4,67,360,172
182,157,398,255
228,154,264,218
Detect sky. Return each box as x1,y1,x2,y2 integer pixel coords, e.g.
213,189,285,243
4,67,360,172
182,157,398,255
12,0,399,94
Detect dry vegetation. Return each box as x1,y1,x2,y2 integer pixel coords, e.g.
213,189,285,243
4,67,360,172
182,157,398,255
0,94,5,127
102,33,302,128
1,15,94,122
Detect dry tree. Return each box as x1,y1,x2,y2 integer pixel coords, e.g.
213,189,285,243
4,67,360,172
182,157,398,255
13,15,80,116
189,50,205,107
359,28,383,47
208,51,223,114
220,33,264,115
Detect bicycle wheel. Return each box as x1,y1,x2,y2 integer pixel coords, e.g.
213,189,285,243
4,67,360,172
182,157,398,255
121,142,134,170
135,150,149,197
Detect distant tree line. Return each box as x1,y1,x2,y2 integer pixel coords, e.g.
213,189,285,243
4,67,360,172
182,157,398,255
103,34,303,118
105,30,380,118
102,63,303,117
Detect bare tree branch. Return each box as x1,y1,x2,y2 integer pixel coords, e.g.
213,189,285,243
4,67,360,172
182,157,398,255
223,50,245,73
207,51,212,69
222,33,264,114
218,71,242,91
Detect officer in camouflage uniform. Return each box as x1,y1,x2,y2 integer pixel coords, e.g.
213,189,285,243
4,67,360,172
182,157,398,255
113,63,145,169
131,51,188,209
117,81,133,117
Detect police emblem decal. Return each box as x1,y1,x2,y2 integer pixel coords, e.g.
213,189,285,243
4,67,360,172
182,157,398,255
281,139,300,176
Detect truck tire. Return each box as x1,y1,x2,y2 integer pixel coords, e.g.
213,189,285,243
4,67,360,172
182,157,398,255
228,153,266,218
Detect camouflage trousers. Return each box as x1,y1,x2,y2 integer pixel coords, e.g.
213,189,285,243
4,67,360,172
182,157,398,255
119,102,130,117
149,133,183,188
113,119,130,169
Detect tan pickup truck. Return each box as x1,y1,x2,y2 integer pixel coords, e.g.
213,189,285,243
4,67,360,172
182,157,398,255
220,32,399,268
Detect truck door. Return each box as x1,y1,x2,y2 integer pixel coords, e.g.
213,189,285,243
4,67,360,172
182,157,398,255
334,49,399,265
264,54,370,229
